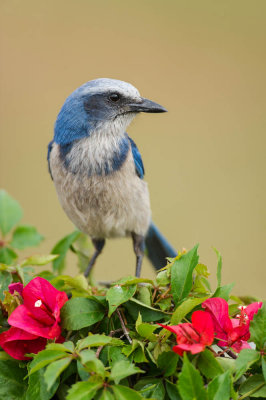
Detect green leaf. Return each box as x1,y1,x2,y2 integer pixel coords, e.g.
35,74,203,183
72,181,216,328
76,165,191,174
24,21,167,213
99,389,115,400
212,283,235,301
195,263,210,277
262,356,266,382
136,313,158,341
28,350,67,376
177,353,207,400
77,360,90,381
106,284,137,316
139,381,165,400
77,334,123,351
165,381,181,400
112,385,143,400
137,286,151,306
61,297,105,330
239,374,266,398
108,346,128,366
26,368,59,400
109,360,144,384
136,322,157,341
125,298,167,322
51,274,89,296
249,302,266,350
235,348,260,381
0,247,17,264
0,190,23,236
171,244,199,304
21,254,58,267
156,270,170,286
171,296,209,324
11,225,43,249
213,247,222,288
0,360,27,399
0,351,12,360
115,276,154,286
79,349,106,377
216,357,236,374
70,233,92,273
197,349,224,379
44,356,72,390
157,351,179,377
207,370,231,400
0,270,12,300
67,381,103,400
51,231,81,274
122,339,148,363
45,341,74,353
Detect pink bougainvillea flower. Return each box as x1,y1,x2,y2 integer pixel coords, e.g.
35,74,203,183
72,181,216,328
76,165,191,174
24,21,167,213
8,277,68,339
159,310,214,356
0,326,65,360
8,282,24,297
202,298,262,352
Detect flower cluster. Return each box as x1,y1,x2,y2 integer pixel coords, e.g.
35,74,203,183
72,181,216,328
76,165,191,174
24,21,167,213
160,297,262,356
0,277,68,360
202,297,262,352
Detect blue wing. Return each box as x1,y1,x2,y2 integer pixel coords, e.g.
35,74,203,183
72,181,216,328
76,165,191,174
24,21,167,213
127,135,145,179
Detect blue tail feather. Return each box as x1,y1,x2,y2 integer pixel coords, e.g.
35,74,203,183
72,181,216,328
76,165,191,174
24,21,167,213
145,222,177,270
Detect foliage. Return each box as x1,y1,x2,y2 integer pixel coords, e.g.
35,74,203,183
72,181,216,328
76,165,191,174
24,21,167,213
0,190,265,400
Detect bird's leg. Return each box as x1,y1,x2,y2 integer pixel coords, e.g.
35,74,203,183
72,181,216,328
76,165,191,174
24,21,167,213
131,232,145,277
84,238,105,278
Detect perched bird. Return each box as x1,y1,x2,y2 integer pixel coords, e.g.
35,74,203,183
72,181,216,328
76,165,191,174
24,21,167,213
48,78,177,277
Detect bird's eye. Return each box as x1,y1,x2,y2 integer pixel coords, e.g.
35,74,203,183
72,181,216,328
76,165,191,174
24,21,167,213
109,93,120,102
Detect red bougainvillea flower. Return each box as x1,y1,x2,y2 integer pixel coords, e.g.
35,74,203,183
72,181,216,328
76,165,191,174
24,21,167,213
0,327,65,360
202,298,262,352
8,282,24,297
0,327,48,360
159,310,214,356
8,277,68,339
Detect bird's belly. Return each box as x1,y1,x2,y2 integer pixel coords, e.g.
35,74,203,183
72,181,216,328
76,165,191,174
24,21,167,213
50,147,151,239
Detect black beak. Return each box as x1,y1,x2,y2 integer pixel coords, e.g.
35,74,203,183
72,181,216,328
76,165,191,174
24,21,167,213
128,97,167,113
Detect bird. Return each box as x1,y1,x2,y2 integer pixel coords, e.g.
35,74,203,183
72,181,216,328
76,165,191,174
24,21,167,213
48,78,177,277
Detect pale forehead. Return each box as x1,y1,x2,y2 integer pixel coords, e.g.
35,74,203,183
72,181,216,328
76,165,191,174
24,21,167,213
76,78,141,98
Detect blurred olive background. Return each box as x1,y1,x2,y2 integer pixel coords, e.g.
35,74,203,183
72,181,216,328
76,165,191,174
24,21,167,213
0,0,265,297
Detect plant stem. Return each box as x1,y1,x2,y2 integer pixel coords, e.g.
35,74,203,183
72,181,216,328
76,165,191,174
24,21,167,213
116,309,132,344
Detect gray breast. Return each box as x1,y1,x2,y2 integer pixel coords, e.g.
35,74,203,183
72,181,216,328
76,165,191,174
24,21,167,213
49,140,151,239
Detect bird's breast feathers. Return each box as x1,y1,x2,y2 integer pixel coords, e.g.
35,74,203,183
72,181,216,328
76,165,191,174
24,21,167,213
49,136,151,238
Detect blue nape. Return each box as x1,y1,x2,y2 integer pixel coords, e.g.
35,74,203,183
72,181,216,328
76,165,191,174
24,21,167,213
54,94,90,145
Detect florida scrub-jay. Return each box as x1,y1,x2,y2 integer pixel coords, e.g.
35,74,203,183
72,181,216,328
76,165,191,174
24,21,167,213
48,78,177,277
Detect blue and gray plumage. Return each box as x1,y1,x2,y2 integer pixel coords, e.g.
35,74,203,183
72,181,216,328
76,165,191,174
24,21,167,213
48,78,177,277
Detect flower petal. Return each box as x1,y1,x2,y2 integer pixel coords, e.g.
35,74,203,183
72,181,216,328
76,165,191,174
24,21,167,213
8,282,23,296
158,323,182,336
0,327,47,360
202,298,232,340
245,302,263,321
8,305,61,339
231,340,251,353
158,323,200,344
191,310,214,345
22,277,68,324
173,343,205,356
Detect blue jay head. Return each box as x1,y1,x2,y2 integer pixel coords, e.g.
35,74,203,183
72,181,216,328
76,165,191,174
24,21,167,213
54,78,167,145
